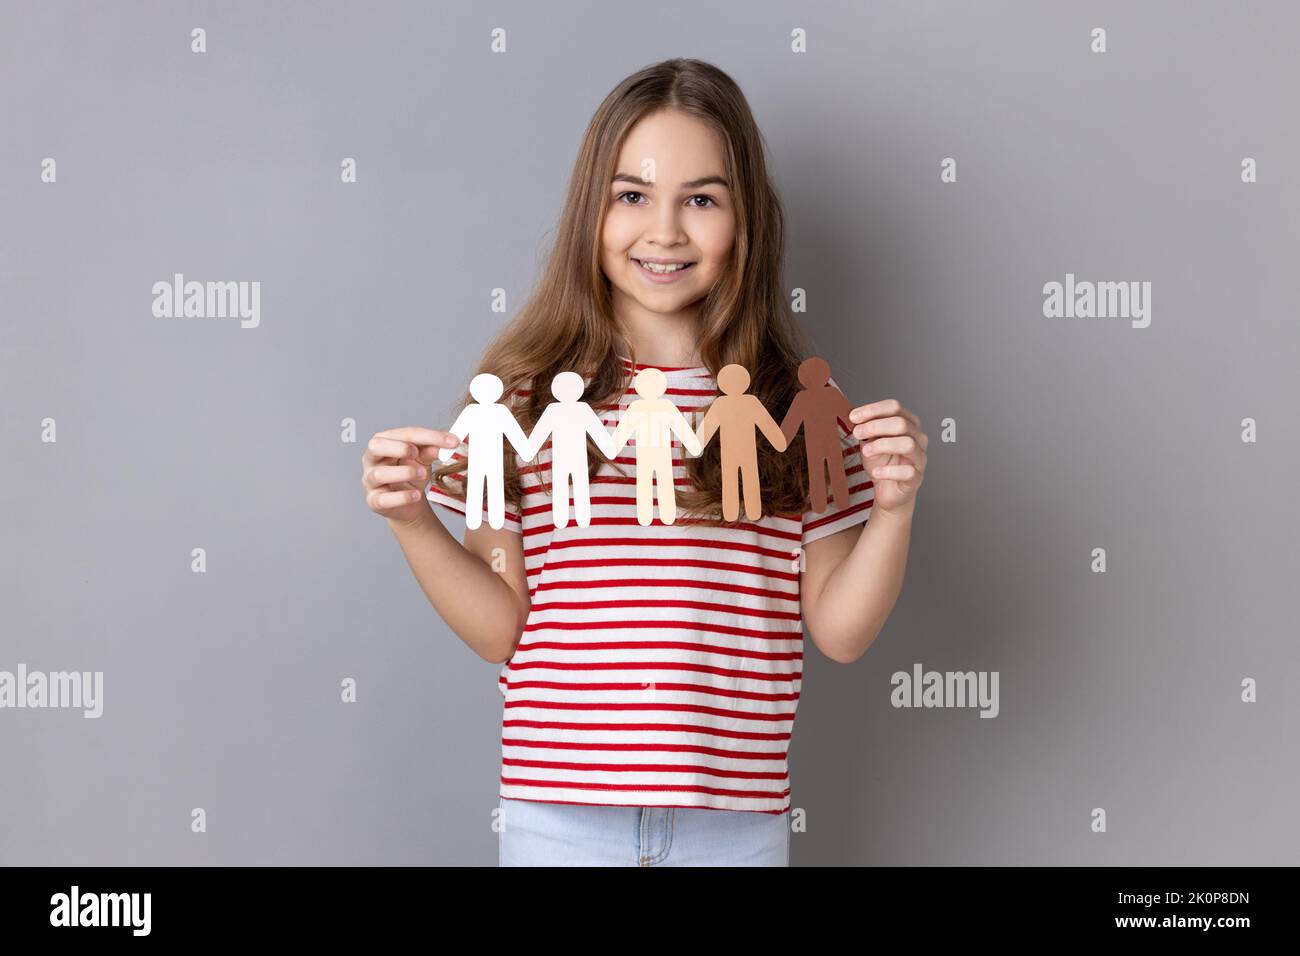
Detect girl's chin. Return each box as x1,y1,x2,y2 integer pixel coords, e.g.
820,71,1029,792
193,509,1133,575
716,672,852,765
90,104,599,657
624,284,696,307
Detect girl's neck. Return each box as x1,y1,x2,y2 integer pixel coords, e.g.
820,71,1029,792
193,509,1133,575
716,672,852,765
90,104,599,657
613,292,704,368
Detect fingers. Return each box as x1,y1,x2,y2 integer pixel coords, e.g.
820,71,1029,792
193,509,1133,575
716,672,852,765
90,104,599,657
849,399,922,430
362,427,459,500
362,460,429,491
851,415,927,453
860,435,927,465
852,415,912,440
376,425,461,446
363,428,460,465
365,486,426,511
868,462,920,481
861,444,927,483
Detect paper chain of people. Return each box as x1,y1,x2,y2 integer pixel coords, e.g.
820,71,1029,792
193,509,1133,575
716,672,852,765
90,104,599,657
439,355,856,529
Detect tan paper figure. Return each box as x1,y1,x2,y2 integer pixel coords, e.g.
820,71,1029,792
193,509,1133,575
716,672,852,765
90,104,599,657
608,367,703,526
780,356,854,513
523,371,619,529
438,372,532,530
696,364,788,521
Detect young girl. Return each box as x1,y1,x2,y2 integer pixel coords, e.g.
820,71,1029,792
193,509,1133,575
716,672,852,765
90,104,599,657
361,58,926,866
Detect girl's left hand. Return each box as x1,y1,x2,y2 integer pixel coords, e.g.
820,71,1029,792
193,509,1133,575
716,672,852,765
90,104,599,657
847,398,927,517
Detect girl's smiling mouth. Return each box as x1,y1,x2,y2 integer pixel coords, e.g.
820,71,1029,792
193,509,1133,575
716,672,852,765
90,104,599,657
632,256,697,283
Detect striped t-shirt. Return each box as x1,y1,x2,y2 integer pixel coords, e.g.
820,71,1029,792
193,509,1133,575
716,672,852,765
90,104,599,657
426,356,874,814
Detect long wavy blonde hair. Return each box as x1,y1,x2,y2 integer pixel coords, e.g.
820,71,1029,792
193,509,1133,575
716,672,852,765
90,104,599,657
431,57,817,523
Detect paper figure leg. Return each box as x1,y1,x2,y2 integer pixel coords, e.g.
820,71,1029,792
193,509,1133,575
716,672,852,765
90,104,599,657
635,449,655,526
655,453,677,526
828,450,851,510
808,454,830,514
486,466,507,530
722,462,741,522
552,466,572,529
570,466,592,528
464,463,487,530
741,458,761,520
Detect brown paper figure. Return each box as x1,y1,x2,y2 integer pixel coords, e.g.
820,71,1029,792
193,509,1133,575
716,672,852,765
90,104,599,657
779,356,854,513
608,367,703,526
696,364,788,521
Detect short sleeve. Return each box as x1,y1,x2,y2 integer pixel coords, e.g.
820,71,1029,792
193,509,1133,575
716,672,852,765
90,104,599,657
800,409,875,548
426,436,525,535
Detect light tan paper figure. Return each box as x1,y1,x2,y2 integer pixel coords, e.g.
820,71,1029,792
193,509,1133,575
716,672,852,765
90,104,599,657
607,367,703,526
438,372,532,530
696,364,789,521
523,371,618,529
780,356,854,514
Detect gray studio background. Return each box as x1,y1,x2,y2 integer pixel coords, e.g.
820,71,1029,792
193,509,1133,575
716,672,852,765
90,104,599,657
2,0,1297,866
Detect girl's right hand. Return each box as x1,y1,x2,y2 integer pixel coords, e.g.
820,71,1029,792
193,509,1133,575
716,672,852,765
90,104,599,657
361,426,462,527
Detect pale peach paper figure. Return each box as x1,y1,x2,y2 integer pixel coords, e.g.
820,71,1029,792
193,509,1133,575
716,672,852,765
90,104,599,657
438,372,532,530
779,356,854,513
696,364,788,521
523,371,618,528
607,367,704,526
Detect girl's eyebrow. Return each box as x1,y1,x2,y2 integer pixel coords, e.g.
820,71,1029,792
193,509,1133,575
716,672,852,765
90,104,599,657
612,172,730,190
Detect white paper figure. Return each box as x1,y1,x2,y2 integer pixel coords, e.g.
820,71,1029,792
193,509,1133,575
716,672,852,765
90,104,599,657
607,367,703,526
523,371,618,528
438,373,531,530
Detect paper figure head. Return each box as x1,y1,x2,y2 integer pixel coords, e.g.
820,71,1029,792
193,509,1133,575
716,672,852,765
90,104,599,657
633,367,667,399
551,371,585,402
717,363,750,395
469,372,505,403
797,356,831,388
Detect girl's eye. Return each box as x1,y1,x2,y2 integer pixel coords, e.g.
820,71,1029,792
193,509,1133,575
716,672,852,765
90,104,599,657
615,191,718,208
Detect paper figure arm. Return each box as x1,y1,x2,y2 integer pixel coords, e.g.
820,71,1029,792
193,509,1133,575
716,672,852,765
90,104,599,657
607,409,634,457
695,403,720,450
752,397,788,452
779,393,805,447
584,406,618,459
502,407,532,461
832,386,855,434
437,408,472,462
520,406,554,462
669,406,703,457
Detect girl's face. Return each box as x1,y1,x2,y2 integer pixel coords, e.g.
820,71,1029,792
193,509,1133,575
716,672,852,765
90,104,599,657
600,108,736,321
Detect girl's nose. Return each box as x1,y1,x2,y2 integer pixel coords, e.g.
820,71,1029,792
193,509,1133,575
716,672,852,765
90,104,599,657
646,205,688,245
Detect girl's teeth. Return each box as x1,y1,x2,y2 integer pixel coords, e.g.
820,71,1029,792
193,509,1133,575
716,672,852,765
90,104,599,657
639,260,690,274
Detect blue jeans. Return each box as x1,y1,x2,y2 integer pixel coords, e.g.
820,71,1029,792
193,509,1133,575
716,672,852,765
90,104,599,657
498,797,791,866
